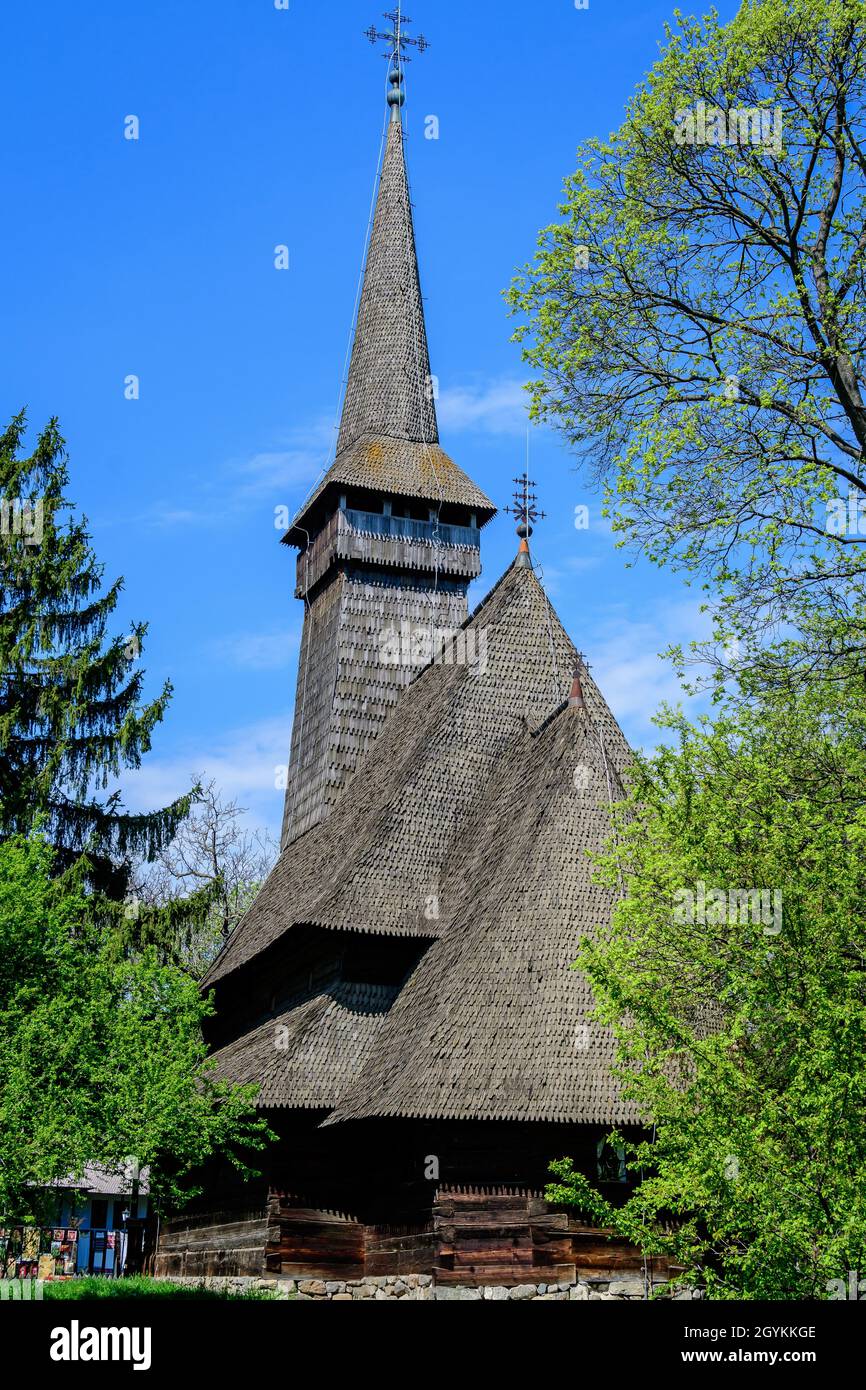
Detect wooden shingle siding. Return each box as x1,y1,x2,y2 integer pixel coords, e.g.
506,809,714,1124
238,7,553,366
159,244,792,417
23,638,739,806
208,979,398,1110
335,116,439,458
280,573,471,846
206,558,636,1130
288,113,495,540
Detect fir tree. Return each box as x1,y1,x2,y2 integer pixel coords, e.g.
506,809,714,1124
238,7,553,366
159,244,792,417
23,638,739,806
0,412,195,898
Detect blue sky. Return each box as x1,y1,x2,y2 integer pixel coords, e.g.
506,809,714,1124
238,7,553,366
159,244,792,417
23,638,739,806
1,0,739,842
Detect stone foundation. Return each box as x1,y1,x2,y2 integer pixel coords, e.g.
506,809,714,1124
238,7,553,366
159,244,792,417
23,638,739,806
163,1273,700,1301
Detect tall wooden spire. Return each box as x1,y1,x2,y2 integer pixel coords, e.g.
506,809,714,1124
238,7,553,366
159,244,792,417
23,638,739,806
279,31,495,848
289,48,491,543
336,110,438,455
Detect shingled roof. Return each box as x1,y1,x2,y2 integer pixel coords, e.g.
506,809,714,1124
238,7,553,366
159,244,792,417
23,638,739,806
204,555,637,1127
292,437,495,532
290,111,494,534
338,111,436,455
208,980,396,1111
327,702,637,1127
205,557,586,986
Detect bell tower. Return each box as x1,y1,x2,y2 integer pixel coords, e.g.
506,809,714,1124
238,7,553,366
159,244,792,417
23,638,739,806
280,16,495,847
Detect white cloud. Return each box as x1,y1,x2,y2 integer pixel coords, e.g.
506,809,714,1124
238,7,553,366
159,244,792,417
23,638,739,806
438,378,530,436
537,556,601,596
208,626,300,671
584,600,712,747
147,506,228,529
232,416,336,497
135,418,337,532
119,715,292,842
561,555,603,573
236,448,326,497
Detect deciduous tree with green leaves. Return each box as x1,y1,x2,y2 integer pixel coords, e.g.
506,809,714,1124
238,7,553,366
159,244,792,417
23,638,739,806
509,0,866,689
549,676,866,1299
0,832,270,1220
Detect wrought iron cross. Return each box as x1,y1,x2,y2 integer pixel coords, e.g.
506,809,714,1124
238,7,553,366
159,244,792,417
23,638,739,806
504,473,546,538
364,8,430,62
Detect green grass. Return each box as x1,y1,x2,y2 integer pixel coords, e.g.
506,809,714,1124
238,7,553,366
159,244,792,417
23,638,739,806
43,1276,277,1300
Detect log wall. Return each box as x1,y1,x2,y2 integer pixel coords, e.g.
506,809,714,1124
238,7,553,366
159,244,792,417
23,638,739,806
155,1118,660,1285
155,1207,269,1280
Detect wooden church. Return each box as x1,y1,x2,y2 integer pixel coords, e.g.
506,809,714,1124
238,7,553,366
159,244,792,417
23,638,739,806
156,21,648,1288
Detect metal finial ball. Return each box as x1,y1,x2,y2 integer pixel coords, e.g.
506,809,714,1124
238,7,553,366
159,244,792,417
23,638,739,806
387,88,406,106
388,66,402,85
516,522,533,539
